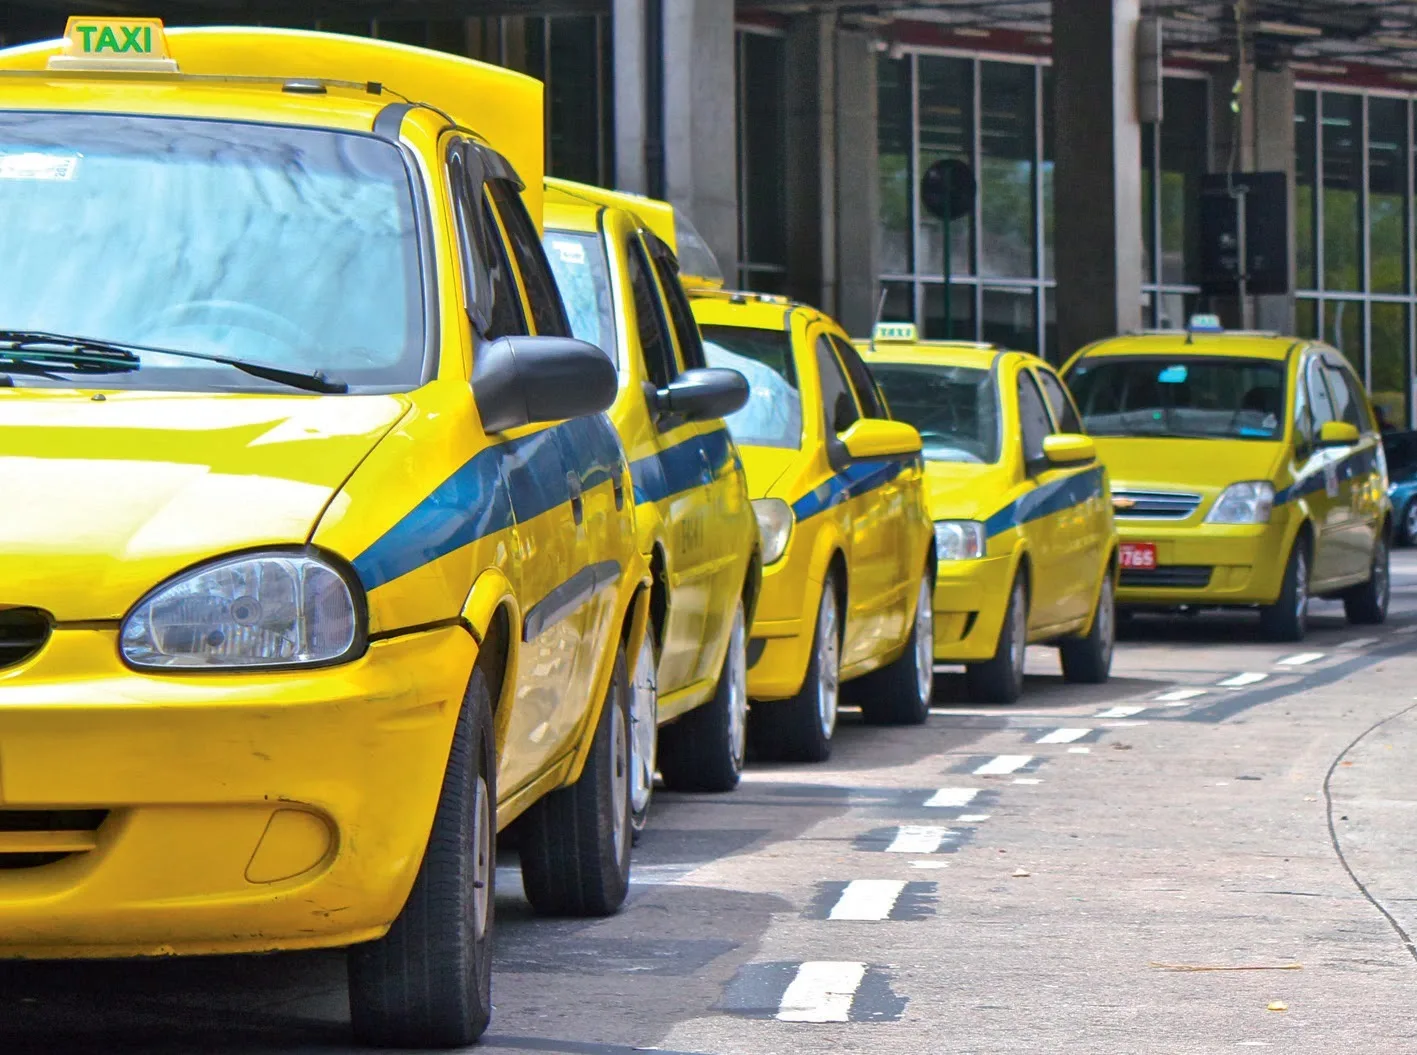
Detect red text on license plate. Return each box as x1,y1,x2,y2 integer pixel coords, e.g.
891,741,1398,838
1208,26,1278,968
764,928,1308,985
1119,543,1157,569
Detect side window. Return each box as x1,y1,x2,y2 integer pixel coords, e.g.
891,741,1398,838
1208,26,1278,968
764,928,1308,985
830,335,887,419
480,201,528,339
1326,363,1373,432
487,180,570,338
1035,368,1083,433
1292,364,1314,447
815,335,860,435
647,242,706,371
1307,358,1338,427
626,239,678,391
1017,371,1054,468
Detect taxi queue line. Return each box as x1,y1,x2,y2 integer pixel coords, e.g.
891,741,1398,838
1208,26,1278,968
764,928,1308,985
0,17,1396,1051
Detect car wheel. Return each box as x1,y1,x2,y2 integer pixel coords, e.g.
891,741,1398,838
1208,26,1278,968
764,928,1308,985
658,598,749,792
627,626,658,841
1059,572,1115,684
750,578,841,763
1343,533,1391,626
854,568,935,726
347,667,496,1048
965,574,1027,704
1403,501,1417,547
1259,537,1309,642
517,643,632,917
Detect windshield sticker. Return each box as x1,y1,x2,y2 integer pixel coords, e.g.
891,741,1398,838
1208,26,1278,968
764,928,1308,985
1157,364,1188,384
549,239,587,266
0,153,80,181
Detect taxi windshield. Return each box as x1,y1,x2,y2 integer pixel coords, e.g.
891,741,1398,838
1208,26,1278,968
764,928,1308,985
869,362,1000,464
0,111,425,391
543,229,617,359
701,324,801,449
1067,355,1287,441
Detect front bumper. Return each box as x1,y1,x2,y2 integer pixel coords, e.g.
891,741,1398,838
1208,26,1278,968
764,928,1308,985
0,625,475,959
931,553,1016,663
1114,518,1290,607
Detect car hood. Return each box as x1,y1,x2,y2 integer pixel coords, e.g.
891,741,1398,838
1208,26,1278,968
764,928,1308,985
738,444,801,500
923,459,1011,521
0,390,408,621
1092,436,1284,493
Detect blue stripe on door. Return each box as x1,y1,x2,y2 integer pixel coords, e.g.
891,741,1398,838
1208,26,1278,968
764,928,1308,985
982,465,1106,539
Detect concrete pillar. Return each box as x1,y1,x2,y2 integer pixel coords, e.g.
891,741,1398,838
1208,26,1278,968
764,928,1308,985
784,15,834,314
1053,0,1145,356
662,0,738,279
1252,68,1297,333
834,28,881,335
612,0,648,195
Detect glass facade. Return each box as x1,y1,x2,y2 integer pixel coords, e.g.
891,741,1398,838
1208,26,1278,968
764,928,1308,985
1297,87,1416,426
735,28,788,292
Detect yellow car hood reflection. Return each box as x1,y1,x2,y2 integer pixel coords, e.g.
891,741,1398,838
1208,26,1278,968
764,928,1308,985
0,390,408,620
1092,436,1284,492
740,445,799,500
922,460,1010,522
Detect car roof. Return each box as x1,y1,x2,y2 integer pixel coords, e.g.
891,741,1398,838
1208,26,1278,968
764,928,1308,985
1075,331,1301,362
855,338,1005,371
689,287,829,332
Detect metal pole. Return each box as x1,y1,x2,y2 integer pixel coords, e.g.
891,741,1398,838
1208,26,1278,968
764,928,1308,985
1233,183,1252,330
943,166,952,339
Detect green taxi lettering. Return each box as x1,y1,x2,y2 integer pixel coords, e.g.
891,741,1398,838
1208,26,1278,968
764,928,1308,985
75,24,152,54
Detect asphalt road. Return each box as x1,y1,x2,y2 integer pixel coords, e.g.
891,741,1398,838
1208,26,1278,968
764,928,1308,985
6,556,1417,1054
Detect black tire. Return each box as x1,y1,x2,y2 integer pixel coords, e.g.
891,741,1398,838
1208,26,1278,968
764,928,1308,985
1343,533,1391,625
517,644,632,917
1402,500,1417,547
1059,572,1115,684
965,574,1027,704
749,577,841,763
1259,536,1310,642
659,598,749,792
627,625,658,841
854,569,935,725
347,667,496,1049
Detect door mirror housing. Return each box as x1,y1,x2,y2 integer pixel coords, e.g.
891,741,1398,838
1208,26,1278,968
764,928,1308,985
655,367,750,422
839,419,923,461
472,335,617,433
1042,433,1096,465
1318,420,1361,448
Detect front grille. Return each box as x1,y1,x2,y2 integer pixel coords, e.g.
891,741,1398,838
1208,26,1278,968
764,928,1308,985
1112,489,1203,519
1120,565,1213,589
0,607,51,670
0,809,107,870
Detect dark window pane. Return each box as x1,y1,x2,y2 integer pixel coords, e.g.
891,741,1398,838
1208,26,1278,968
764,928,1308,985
1296,90,1317,290
831,335,885,418
1159,77,1207,286
1036,367,1082,433
522,16,547,80
880,280,914,324
490,181,570,338
1296,297,1319,339
627,240,677,389
1371,301,1408,428
649,244,706,370
923,282,975,340
1323,93,1363,292
740,267,787,295
816,336,860,433
547,16,604,185
919,55,973,277
377,20,428,46
1017,371,1053,464
1326,299,1364,374
979,62,1035,279
1369,97,1407,295
878,54,913,275
1043,286,1058,364
1042,67,1055,280
1141,121,1155,284
742,32,787,270
982,286,1036,353
1069,356,1286,440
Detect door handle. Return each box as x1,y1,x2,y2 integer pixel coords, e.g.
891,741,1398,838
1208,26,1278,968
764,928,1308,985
566,471,584,526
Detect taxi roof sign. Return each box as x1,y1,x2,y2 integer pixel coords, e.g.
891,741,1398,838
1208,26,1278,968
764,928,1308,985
872,322,918,343
48,17,178,73
1187,313,1224,333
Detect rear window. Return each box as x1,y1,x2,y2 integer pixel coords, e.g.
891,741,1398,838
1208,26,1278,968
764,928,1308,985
870,362,1000,464
1067,355,1286,441
543,230,616,358
701,324,801,449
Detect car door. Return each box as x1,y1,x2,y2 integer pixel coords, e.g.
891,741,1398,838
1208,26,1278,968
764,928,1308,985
1298,352,1346,587
1322,355,1382,581
1013,365,1074,631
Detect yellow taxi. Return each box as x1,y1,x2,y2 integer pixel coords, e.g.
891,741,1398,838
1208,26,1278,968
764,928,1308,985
1063,317,1392,641
541,179,760,829
687,293,934,761
0,20,651,1048
857,324,1118,703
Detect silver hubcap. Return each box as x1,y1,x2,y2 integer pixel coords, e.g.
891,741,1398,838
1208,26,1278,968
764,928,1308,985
610,703,630,861
629,634,658,820
1375,541,1389,607
726,604,749,769
816,590,841,740
1406,504,1417,541
913,575,934,704
1295,550,1309,622
1096,577,1115,662
1009,585,1027,680
472,773,491,942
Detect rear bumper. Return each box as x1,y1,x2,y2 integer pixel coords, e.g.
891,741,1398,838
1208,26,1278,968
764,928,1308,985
1114,519,1290,607
0,625,474,959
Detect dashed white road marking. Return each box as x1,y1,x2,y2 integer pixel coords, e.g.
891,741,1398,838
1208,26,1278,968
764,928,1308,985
885,826,952,854
924,787,979,808
1393,625,1417,636
827,880,907,921
1339,637,1380,649
1276,652,1324,666
1068,747,1091,754
1218,671,1268,687
974,755,1033,775
958,813,991,822
1154,688,1206,704
909,860,950,869
776,961,867,1022
1037,728,1091,744
1013,777,1043,785
1095,705,1144,718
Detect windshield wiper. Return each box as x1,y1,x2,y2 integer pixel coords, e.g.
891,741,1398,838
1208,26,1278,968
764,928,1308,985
0,329,347,395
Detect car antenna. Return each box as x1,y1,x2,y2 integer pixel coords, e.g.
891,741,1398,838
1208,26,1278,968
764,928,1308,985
870,286,888,352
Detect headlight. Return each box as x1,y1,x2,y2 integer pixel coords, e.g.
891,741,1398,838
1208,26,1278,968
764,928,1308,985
934,520,986,561
122,552,363,669
1205,481,1274,525
753,498,794,565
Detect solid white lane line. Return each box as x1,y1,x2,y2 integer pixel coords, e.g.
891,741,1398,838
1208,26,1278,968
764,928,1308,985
924,787,979,808
827,880,907,921
1276,652,1324,666
1219,672,1268,687
776,961,867,1022
974,755,1033,775
1154,688,1206,704
885,826,951,853
1037,728,1091,744
1095,706,1144,718
1339,637,1380,649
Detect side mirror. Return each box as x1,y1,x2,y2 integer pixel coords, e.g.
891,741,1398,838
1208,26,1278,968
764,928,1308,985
1318,420,1360,448
656,367,749,422
839,419,922,461
472,335,617,433
1042,433,1096,465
